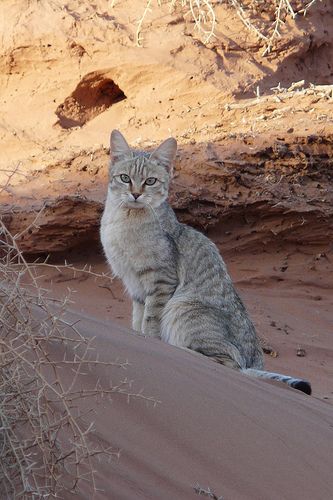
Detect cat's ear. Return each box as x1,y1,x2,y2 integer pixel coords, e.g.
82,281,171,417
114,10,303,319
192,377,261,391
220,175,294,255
110,130,131,163
150,137,177,171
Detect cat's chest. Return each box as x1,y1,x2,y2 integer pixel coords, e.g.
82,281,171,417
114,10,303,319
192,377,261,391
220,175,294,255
101,213,158,276
101,223,143,298
101,221,131,269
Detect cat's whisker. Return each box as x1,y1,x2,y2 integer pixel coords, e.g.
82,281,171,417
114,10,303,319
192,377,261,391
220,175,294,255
146,202,162,228
148,204,158,221
115,200,125,212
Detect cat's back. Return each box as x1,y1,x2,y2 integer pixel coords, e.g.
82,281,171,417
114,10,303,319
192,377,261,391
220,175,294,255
173,223,232,297
163,220,262,366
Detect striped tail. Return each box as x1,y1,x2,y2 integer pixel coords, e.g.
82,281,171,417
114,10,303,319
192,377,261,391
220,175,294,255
242,368,311,395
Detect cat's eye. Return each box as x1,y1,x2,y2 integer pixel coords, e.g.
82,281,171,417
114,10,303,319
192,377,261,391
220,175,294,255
145,177,157,186
120,174,131,183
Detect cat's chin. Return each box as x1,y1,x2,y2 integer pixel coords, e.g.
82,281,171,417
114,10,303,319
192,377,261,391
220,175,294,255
124,201,146,209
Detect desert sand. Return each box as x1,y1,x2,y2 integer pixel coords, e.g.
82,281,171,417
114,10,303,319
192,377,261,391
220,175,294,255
45,308,333,500
1,0,333,498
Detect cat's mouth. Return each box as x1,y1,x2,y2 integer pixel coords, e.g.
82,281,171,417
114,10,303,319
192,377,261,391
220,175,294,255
125,200,145,209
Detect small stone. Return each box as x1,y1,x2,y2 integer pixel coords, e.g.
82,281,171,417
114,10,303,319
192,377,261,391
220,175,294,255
263,346,279,358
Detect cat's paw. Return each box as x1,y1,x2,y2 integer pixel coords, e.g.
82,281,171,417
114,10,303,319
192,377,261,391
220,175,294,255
142,324,161,338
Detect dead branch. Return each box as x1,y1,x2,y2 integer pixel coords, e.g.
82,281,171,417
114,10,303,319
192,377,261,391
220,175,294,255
0,218,158,497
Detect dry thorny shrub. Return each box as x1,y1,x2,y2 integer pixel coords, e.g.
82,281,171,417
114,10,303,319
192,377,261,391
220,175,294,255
228,0,319,55
0,218,158,498
111,0,319,52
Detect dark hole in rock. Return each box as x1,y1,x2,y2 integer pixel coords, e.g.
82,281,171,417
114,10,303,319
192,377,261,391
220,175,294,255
55,71,126,129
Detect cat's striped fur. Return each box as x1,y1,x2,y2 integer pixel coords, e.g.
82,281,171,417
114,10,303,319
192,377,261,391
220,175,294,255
100,130,311,395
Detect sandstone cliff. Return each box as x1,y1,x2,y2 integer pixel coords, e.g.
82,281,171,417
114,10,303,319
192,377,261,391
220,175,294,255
1,0,332,254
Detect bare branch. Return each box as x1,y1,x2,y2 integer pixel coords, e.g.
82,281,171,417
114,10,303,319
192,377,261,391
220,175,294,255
0,219,159,496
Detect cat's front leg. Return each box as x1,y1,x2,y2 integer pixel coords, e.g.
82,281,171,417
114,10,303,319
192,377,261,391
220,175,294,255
132,299,144,332
142,294,164,338
142,284,175,338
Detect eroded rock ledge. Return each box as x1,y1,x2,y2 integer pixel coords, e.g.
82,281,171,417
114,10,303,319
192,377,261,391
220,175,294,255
2,134,332,255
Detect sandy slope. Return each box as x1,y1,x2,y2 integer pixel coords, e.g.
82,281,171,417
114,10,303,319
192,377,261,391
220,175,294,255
47,309,333,500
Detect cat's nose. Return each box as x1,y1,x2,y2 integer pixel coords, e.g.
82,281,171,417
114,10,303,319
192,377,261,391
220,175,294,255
132,193,141,200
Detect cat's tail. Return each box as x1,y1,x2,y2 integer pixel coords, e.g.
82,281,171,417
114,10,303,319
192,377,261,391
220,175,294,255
195,351,311,395
242,368,312,395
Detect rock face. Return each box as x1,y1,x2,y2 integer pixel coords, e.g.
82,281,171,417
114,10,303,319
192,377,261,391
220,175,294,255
0,0,332,254
3,133,332,254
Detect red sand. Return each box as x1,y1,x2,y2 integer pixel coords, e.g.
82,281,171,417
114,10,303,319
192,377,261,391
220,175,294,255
16,217,333,499
52,307,333,499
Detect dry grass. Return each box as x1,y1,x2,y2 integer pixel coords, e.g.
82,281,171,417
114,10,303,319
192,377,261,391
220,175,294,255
0,220,112,496
110,0,319,53
0,216,158,497
194,482,224,499
228,0,320,55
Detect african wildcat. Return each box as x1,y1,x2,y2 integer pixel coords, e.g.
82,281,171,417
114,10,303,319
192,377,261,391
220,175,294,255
100,130,311,395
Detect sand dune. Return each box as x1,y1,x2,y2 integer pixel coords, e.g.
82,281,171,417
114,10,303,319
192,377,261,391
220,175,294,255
57,309,333,499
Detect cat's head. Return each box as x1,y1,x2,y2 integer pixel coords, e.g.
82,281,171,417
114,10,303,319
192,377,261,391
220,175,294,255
107,130,177,209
